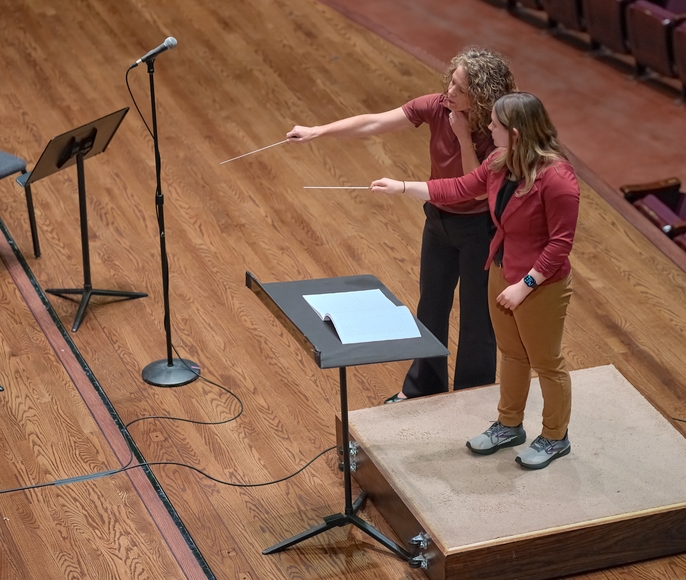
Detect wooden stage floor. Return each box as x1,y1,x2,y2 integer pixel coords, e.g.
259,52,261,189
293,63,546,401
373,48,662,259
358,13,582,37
0,0,685,578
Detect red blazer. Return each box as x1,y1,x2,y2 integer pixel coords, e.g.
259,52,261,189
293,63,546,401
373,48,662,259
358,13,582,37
428,154,580,285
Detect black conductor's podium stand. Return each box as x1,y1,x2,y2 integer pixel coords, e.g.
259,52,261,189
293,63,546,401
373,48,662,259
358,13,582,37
246,271,449,567
17,108,147,332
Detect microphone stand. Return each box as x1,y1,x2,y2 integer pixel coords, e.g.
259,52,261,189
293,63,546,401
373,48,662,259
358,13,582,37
141,58,200,387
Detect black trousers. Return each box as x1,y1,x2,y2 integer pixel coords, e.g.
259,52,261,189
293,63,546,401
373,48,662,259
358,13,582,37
402,203,497,397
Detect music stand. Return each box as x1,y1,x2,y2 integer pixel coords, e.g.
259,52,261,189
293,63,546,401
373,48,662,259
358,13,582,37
246,271,449,567
17,108,147,332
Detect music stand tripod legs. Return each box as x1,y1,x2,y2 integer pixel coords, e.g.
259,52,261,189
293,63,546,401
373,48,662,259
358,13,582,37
46,153,146,332
263,367,424,568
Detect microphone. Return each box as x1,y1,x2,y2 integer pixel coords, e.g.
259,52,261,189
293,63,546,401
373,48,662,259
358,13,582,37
130,37,177,68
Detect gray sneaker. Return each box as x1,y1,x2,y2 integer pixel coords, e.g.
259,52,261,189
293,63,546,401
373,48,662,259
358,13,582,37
466,421,527,455
515,433,571,470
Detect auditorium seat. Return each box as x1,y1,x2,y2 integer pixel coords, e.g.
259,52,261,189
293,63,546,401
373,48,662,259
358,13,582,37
674,21,686,97
582,0,637,52
507,0,545,14
633,194,686,237
621,176,683,207
626,0,686,77
542,0,585,31
622,177,686,238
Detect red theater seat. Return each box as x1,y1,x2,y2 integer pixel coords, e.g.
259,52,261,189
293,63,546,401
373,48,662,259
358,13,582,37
673,21,686,97
582,0,637,53
542,0,586,31
623,177,686,239
621,176,683,207
507,0,545,13
626,0,686,77
634,194,686,237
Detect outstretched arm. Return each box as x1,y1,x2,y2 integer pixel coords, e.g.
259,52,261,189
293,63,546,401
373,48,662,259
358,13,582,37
371,157,491,203
370,178,430,200
287,108,412,143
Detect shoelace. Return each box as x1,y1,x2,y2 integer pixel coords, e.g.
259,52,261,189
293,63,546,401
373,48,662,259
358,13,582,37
486,421,519,441
485,421,502,434
485,421,507,438
530,436,551,451
530,435,566,454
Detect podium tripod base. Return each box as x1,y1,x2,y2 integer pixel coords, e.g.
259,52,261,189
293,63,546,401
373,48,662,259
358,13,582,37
142,358,200,387
46,286,147,332
263,492,423,567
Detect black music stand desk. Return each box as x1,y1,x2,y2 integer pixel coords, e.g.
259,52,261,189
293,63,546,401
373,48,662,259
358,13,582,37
17,108,147,331
246,271,449,567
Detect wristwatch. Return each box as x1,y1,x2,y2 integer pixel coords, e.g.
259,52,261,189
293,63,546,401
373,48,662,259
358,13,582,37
523,275,538,289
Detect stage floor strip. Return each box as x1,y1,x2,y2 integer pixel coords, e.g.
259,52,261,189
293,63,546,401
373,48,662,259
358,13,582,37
0,218,212,580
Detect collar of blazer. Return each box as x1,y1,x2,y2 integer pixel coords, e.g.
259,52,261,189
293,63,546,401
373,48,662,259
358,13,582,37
491,173,542,226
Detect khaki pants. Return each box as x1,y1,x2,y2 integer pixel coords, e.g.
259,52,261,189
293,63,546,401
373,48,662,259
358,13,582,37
488,264,573,440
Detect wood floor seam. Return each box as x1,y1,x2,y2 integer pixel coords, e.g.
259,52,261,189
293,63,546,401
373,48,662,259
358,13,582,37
0,217,213,580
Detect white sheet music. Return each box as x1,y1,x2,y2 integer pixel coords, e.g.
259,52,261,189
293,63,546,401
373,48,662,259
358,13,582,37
303,289,421,345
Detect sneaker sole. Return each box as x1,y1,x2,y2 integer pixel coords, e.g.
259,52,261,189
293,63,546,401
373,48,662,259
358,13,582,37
466,431,527,455
383,393,407,404
515,444,571,470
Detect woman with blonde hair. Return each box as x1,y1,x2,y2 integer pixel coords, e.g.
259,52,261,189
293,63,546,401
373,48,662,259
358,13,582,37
371,92,580,470
288,47,517,403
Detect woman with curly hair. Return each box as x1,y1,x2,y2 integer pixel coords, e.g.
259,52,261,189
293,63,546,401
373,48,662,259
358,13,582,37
288,47,517,403
370,93,580,469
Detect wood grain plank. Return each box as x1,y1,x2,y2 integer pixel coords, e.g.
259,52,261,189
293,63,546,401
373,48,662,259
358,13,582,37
0,0,684,578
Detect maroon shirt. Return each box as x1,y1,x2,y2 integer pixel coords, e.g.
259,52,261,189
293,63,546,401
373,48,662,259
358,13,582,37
402,93,494,214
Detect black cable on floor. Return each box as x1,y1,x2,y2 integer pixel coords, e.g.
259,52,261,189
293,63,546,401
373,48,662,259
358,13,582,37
0,347,336,495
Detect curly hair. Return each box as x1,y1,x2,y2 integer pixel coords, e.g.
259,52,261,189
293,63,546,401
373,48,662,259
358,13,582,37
443,47,517,134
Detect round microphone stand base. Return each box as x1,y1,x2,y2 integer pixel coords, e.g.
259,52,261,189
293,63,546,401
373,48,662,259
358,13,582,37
142,358,200,387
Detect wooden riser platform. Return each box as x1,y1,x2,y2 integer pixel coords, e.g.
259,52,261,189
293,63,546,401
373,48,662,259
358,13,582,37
337,365,686,580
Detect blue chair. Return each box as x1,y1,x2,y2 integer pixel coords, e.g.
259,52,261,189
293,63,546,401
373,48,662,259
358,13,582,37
0,150,40,257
